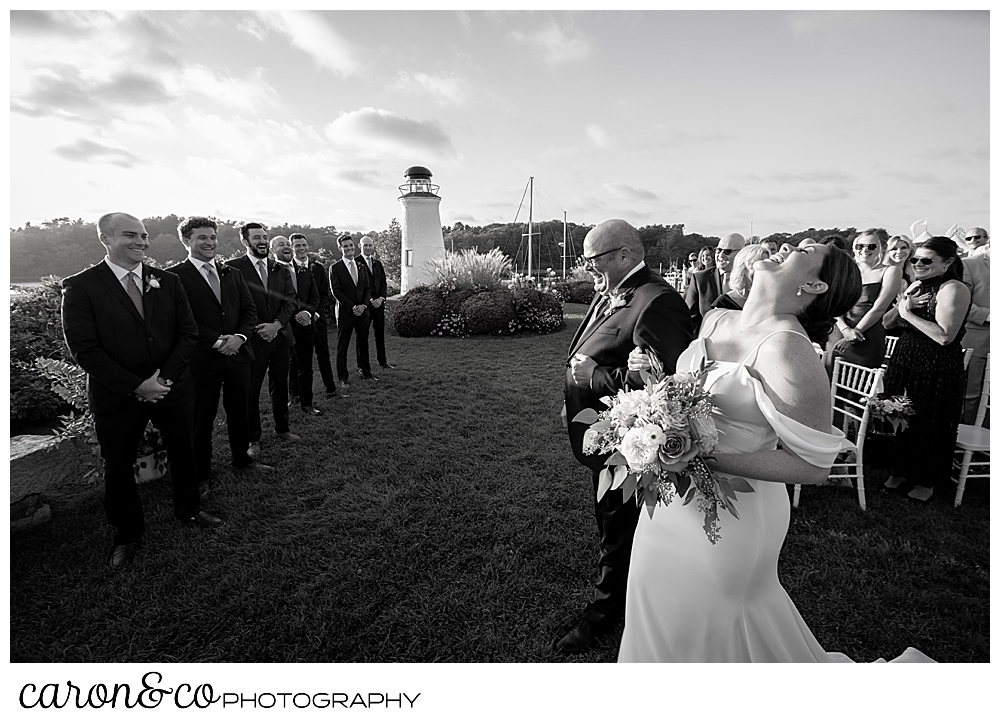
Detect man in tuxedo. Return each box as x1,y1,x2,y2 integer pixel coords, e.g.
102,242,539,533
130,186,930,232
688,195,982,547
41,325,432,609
329,233,375,387
61,212,223,570
962,245,990,423
290,233,340,398
167,217,274,495
683,232,746,333
225,223,300,456
358,236,394,370
274,235,323,416
558,218,693,653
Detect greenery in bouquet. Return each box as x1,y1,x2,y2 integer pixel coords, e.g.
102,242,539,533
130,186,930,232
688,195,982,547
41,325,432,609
572,349,753,543
866,391,915,434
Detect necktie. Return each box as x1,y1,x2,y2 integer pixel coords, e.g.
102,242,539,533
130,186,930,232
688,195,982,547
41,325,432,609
204,264,221,303
126,271,144,319
583,294,609,335
348,259,357,285
288,264,298,293
257,259,268,285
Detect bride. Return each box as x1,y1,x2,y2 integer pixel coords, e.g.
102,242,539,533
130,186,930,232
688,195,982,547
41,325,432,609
619,243,931,663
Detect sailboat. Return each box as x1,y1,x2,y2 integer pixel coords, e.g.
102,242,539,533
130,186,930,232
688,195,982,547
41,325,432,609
512,176,576,281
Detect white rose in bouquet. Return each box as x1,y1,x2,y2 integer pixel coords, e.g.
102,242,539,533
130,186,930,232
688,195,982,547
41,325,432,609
620,424,663,470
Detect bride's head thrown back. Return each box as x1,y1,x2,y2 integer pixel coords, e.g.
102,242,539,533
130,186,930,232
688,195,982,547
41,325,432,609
752,245,861,346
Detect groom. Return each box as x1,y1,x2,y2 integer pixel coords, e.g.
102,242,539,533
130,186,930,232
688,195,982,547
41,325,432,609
558,218,693,653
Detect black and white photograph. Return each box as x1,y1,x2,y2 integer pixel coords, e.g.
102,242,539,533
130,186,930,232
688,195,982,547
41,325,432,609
8,7,989,718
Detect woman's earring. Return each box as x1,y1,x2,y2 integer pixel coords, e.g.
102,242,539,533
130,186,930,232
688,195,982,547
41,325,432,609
796,286,804,297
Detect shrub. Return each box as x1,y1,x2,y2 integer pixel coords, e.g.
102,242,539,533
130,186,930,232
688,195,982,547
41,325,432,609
550,279,596,305
509,288,564,334
427,249,512,291
442,288,475,314
431,312,469,338
392,287,445,337
459,290,516,335
10,277,72,428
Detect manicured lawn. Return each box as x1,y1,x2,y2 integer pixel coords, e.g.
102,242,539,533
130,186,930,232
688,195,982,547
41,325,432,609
9,304,989,662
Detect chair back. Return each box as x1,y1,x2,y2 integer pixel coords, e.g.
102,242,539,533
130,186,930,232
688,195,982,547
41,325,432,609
972,354,990,426
963,347,974,370
830,358,884,435
885,335,899,360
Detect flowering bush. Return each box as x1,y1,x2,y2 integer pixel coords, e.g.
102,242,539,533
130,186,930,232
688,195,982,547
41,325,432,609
460,290,517,335
392,287,445,337
549,279,596,304
509,287,564,334
432,312,469,338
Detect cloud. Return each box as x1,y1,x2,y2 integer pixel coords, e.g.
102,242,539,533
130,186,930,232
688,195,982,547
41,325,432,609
53,138,141,168
771,170,855,184
250,10,360,77
13,67,175,121
510,23,592,65
604,183,659,201
785,11,861,39
653,126,739,147
331,168,387,189
325,108,455,159
394,71,467,106
178,66,278,111
10,9,116,36
882,170,941,185
585,124,611,148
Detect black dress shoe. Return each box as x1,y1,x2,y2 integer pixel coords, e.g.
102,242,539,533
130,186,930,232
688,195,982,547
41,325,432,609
339,380,351,389
379,362,396,369
276,431,302,442
247,443,261,458
108,542,140,570
554,620,603,654
235,460,275,473
301,406,324,416
188,510,224,528
361,373,379,381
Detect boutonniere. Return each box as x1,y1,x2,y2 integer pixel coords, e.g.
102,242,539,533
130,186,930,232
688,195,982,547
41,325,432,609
145,275,161,292
218,265,231,278
604,290,630,317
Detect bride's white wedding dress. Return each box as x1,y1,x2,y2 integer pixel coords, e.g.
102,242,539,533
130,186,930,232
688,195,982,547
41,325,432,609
618,330,932,663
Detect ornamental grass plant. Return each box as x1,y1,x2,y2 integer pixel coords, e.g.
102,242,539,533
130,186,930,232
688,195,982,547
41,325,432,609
427,248,512,291
9,303,990,663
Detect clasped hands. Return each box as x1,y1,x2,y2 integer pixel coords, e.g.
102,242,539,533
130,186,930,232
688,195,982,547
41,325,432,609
352,304,366,316
255,320,282,342
216,334,245,356
833,326,864,353
134,369,171,403
293,310,313,326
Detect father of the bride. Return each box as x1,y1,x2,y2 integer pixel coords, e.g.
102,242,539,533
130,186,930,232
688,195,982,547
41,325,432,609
558,218,693,653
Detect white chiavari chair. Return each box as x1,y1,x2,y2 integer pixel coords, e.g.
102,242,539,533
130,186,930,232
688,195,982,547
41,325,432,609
952,354,990,507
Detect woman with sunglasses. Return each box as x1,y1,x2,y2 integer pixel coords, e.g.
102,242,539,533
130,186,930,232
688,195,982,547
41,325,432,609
824,228,902,372
882,237,971,502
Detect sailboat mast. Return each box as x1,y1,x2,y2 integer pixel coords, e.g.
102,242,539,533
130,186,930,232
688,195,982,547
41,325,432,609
528,176,534,281
562,211,567,279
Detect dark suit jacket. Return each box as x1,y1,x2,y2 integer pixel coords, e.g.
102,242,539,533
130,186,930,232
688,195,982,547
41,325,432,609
358,255,387,301
226,254,297,348
61,261,198,414
167,259,257,366
565,265,693,471
308,258,334,318
329,258,371,321
287,260,320,332
683,267,724,329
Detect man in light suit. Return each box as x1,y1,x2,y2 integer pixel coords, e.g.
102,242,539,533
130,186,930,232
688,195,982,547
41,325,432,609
358,236,394,370
329,234,375,387
683,232,746,333
167,216,273,495
61,212,223,570
225,223,300,455
962,245,990,423
557,218,694,653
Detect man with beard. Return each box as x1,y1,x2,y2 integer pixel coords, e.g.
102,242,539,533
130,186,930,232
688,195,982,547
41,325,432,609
274,234,323,416
557,218,693,653
289,233,341,398
226,223,300,456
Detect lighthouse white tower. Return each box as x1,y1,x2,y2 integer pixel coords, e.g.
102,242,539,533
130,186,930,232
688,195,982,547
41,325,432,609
398,165,444,294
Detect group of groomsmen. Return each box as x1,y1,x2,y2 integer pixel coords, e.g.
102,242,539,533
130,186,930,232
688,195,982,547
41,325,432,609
60,212,393,570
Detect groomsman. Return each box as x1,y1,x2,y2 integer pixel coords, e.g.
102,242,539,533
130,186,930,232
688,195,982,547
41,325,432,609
559,218,693,652
167,217,273,494
61,212,223,570
274,235,323,416
289,233,340,397
329,234,375,387
358,236,395,370
225,223,300,456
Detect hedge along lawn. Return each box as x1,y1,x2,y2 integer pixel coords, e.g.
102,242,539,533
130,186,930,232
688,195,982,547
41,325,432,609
9,303,989,662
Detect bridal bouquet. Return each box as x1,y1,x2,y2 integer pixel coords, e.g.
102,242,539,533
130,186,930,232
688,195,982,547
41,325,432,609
867,392,915,434
573,349,753,544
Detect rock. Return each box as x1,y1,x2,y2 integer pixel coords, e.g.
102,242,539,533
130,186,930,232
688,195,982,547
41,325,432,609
10,434,83,531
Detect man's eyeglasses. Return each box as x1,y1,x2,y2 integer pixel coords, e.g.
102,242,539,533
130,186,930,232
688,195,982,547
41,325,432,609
854,243,878,252
716,248,736,256
908,257,935,266
966,235,986,241
581,247,621,265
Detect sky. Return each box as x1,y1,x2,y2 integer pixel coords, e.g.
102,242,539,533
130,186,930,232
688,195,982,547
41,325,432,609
8,9,991,239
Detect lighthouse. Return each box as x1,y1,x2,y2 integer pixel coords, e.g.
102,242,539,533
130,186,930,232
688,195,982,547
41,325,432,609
398,165,444,294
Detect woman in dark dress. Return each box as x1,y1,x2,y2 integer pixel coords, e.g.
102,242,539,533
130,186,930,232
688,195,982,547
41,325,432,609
825,229,902,371
882,237,971,502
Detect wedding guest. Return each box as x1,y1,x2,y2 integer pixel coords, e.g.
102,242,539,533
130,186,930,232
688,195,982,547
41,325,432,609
329,234,374,388
818,235,848,252
358,236,394,369
961,247,990,423
697,245,715,272
684,233,746,333
274,235,323,416
167,217,273,497
289,234,340,398
61,212,222,570
882,237,971,502
225,223,300,456
761,239,779,256
963,227,989,257
711,244,771,310
558,218,693,653
825,229,901,371
884,234,916,287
